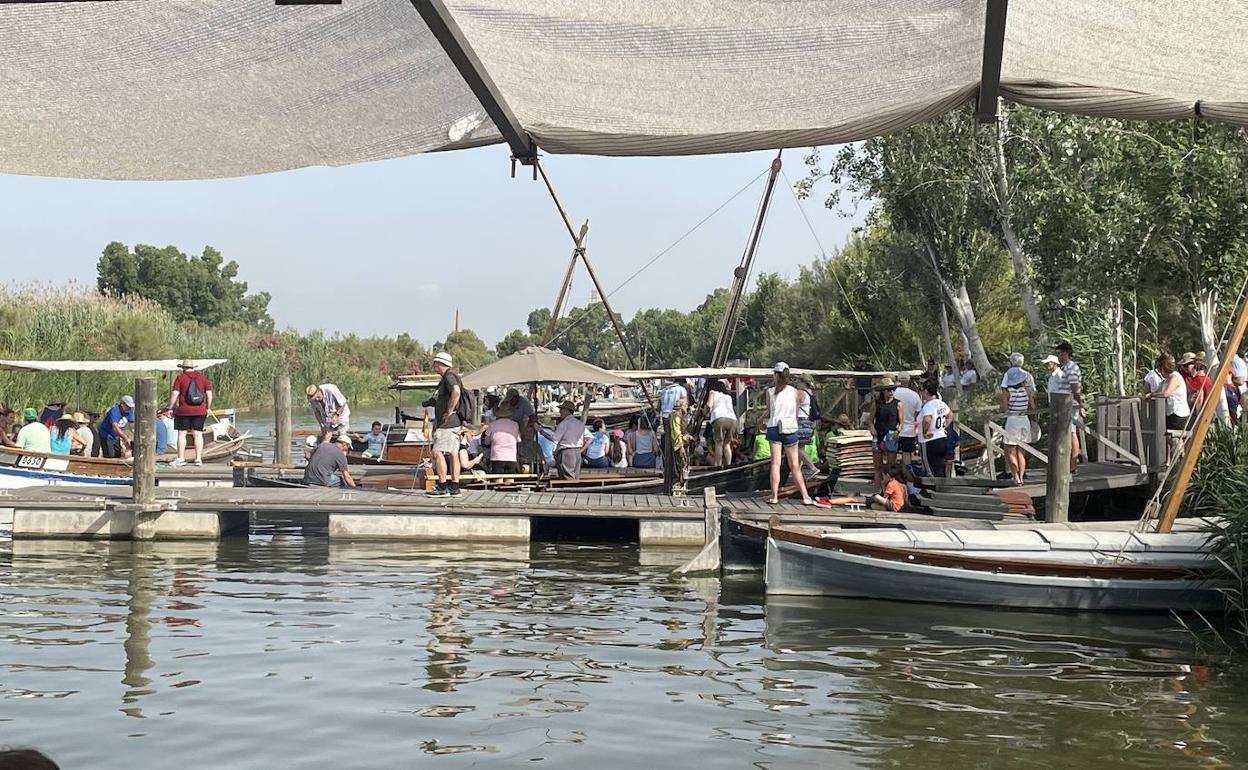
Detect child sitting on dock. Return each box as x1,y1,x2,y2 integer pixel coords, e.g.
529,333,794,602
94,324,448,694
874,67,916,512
869,465,907,512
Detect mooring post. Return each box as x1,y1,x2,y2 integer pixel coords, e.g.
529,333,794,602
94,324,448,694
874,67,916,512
1045,392,1073,522
702,487,720,546
274,374,291,466
133,377,157,506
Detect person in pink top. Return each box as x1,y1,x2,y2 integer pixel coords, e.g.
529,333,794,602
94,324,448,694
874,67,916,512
485,402,521,475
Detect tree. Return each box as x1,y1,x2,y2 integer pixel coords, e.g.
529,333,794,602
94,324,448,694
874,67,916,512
96,242,274,330
496,329,536,357
441,329,493,371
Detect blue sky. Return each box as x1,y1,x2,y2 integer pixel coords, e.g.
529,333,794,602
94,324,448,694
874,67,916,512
0,145,863,347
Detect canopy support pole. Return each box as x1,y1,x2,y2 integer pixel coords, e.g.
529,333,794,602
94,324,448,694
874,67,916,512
543,223,588,345
409,0,538,166
1155,286,1248,532
974,0,1009,122
535,160,656,413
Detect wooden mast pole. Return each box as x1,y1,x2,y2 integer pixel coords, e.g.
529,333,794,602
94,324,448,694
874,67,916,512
535,159,655,412
1155,289,1248,533
543,223,588,345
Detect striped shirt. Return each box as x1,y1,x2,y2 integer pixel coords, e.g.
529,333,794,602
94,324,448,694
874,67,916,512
1047,360,1081,394
1005,385,1030,415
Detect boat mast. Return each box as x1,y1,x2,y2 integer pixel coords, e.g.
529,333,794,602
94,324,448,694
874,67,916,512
687,152,783,440
1154,285,1248,533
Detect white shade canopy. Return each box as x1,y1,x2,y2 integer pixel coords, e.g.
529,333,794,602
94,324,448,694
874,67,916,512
0,359,227,373
2,1,1245,180
461,346,634,389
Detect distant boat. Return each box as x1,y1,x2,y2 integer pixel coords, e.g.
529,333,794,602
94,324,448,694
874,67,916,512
764,524,1223,612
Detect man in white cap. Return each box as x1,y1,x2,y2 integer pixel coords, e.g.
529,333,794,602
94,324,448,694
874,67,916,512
303,433,356,488
98,395,135,458
168,357,213,467
426,350,465,497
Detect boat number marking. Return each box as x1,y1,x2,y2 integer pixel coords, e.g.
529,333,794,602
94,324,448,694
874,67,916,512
17,455,45,469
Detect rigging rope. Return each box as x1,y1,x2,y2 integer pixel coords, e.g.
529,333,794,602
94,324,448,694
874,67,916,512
546,166,771,350
780,168,880,359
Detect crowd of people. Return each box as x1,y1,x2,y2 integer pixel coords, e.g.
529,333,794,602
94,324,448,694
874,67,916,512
0,359,215,465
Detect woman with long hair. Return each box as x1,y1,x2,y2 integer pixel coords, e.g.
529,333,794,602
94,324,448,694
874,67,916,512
766,362,817,506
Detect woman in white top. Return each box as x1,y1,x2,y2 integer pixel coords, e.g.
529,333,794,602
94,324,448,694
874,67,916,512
706,379,737,467
999,367,1035,485
628,415,658,468
766,362,815,506
1153,353,1190,431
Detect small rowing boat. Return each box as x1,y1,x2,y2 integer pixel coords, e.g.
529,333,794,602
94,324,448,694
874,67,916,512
764,523,1222,612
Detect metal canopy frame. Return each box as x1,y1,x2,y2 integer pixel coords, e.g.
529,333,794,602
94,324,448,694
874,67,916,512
975,0,1009,122
409,0,538,164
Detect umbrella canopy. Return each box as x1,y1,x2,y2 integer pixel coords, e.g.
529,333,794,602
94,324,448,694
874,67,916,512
460,347,634,389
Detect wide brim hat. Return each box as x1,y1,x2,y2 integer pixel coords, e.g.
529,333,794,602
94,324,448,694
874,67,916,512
873,375,898,391
833,413,853,428
558,400,577,413
55,414,75,426
1179,352,1198,366
72,412,88,424
45,400,66,407
1003,367,1027,388
305,384,320,397
178,358,196,369
433,351,454,367
1041,354,1060,366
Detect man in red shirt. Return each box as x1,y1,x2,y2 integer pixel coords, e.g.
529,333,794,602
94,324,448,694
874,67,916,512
168,358,213,466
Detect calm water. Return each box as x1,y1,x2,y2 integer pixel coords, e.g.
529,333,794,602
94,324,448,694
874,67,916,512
3,531,1247,769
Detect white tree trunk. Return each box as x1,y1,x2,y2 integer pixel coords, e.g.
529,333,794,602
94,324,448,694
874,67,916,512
993,111,1049,347
948,281,996,377
1196,287,1230,423
937,295,962,398
1112,296,1125,396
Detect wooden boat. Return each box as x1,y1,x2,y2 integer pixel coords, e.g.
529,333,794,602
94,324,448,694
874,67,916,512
0,446,132,487
340,424,432,466
156,419,250,464
764,524,1222,611
547,458,772,494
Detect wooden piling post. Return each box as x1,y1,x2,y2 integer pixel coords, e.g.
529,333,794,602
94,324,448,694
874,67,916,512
1044,393,1073,522
133,377,157,506
672,487,722,575
274,374,291,466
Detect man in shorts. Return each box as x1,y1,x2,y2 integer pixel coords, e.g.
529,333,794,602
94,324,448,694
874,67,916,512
169,358,213,466
892,373,923,471
427,351,464,497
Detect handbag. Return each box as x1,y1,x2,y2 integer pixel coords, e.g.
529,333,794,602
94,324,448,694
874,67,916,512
883,429,899,453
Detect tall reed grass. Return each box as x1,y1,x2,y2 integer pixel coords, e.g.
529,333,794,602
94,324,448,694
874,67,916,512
1182,422,1248,652
0,285,423,413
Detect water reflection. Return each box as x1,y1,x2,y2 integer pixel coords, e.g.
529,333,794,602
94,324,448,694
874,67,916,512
0,537,1245,770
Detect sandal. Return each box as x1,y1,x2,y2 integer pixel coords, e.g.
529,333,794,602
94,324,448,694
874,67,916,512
767,498,779,505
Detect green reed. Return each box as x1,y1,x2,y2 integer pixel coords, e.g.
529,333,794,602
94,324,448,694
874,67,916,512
0,286,414,413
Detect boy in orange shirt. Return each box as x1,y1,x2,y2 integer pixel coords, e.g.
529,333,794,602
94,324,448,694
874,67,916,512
869,465,907,512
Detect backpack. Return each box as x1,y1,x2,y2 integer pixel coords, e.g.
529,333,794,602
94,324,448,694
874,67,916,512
184,375,206,406
454,378,476,425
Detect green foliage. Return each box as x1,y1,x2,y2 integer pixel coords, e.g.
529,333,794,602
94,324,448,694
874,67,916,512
496,329,537,357
1182,423,1248,652
97,241,274,330
441,329,493,371
0,286,409,411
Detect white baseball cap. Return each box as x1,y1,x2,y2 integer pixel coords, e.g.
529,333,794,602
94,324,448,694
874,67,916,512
433,351,453,367
773,361,790,373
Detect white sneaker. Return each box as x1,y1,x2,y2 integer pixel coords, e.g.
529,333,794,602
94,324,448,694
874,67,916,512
193,458,203,466
170,458,187,468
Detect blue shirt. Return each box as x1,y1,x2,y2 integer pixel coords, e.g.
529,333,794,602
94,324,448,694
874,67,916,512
537,432,555,462
49,430,73,455
659,384,688,418
98,404,131,440
156,419,169,453
365,430,387,454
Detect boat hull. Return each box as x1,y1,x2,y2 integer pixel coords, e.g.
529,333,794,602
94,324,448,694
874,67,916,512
764,537,1222,612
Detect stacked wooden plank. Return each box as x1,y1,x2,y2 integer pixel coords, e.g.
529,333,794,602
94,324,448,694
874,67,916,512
920,488,1035,521
827,430,875,479
990,488,1037,518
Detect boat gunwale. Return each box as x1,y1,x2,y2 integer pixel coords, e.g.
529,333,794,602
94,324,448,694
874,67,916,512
768,525,1212,581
